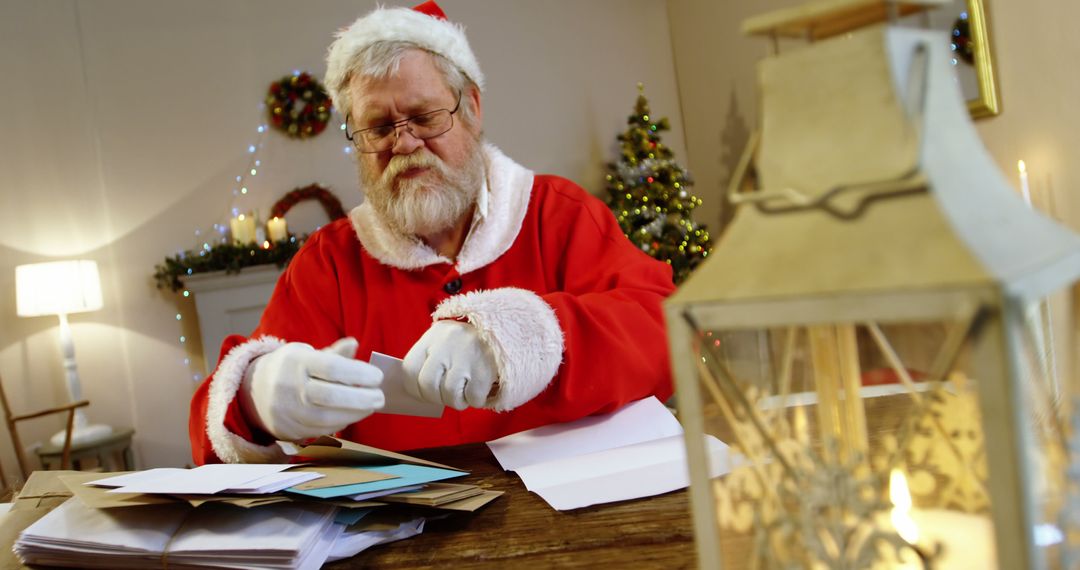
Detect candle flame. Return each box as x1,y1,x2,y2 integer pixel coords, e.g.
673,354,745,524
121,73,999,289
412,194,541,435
262,241,271,249
1018,159,1027,174
238,214,246,221
890,469,919,544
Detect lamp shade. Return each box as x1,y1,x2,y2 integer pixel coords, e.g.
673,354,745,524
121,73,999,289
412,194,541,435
16,260,103,317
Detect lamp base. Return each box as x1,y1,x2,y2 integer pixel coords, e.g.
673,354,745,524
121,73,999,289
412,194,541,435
50,423,113,448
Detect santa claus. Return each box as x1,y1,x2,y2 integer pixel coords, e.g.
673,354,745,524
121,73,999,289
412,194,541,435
189,1,675,464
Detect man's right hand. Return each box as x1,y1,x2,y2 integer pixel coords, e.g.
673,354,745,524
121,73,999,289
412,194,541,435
239,337,384,441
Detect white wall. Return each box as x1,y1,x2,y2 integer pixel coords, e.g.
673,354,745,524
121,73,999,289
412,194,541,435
0,0,687,478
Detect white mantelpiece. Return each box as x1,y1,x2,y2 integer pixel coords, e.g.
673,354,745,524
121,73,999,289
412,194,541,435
182,265,282,374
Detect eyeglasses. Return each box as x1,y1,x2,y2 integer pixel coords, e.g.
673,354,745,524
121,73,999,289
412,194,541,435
346,94,462,153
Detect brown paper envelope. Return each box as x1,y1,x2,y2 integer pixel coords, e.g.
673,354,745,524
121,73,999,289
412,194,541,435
281,437,463,472
58,473,176,509
288,465,399,490
177,495,293,508
379,483,483,505
429,490,504,512
11,470,77,511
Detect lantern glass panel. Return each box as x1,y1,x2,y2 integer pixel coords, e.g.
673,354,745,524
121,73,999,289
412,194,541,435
685,313,1007,569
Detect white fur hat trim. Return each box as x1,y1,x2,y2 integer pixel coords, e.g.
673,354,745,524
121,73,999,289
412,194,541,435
324,4,485,115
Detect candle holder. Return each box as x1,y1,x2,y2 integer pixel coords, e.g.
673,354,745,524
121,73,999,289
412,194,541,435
666,1,1080,568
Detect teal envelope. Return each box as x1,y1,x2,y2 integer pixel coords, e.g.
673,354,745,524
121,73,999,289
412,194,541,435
287,464,467,499
333,508,373,525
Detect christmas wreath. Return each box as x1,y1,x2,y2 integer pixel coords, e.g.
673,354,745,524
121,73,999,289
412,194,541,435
266,72,332,139
271,184,347,221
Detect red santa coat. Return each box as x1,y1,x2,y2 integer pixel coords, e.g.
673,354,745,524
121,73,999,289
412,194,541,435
190,144,675,464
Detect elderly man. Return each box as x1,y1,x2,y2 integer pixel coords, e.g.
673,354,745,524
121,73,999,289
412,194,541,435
189,1,674,464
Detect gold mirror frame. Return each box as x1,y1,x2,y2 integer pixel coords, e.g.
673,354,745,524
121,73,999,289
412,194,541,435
958,0,1001,119
901,0,1000,118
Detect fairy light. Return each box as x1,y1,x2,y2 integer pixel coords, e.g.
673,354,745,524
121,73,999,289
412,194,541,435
169,115,273,385
170,69,339,384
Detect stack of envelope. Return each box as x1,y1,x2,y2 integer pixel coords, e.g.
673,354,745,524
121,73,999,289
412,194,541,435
15,500,339,569
9,438,502,569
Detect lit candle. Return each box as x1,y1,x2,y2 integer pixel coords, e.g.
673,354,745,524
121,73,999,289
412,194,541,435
1018,160,1032,206
267,216,288,243
889,469,998,569
230,213,256,244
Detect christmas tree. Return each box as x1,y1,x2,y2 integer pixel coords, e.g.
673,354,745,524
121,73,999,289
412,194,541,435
605,85,711,284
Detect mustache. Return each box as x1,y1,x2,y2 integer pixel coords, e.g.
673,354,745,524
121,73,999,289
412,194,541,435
381,150,443,186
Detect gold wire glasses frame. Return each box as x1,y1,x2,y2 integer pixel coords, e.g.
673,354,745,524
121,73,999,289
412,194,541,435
345,94,462,153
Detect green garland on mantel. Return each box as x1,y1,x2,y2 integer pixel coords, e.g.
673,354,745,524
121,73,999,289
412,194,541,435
154,237,304,293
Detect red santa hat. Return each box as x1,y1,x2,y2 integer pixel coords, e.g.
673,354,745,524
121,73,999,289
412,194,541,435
324,1,485,115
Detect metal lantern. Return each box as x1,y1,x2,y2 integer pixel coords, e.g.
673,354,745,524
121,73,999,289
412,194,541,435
667,2,1080,569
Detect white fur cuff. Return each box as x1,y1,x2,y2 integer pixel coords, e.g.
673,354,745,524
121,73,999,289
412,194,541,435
206,336,288,463
433,288,564,411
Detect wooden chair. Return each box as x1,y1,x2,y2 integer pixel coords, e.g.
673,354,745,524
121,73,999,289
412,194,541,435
0,374,88,488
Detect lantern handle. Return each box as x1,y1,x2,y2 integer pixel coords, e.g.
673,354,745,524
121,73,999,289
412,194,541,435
728,41,931,220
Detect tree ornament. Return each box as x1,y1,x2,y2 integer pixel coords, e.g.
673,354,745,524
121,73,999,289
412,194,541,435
265,72,332,140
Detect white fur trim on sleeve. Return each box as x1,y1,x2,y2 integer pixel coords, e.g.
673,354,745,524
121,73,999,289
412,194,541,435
206,336,288,463
433,288,564,411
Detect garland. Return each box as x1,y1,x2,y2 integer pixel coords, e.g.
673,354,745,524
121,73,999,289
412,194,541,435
266,72,332,139
154,238,304,293
271,184,347,220
154,186,345,293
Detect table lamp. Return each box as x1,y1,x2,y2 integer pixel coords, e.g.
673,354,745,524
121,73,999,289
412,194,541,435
15,260,113,447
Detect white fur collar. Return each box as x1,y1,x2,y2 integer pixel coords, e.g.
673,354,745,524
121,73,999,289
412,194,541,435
349,143,534,274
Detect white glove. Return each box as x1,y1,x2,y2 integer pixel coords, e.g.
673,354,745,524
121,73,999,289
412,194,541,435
402,321,498,411
239,337,384,441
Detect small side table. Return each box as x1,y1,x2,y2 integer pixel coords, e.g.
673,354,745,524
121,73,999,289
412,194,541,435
35,427,135,472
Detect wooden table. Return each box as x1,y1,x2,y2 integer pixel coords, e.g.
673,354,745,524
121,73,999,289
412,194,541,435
327,443,699,569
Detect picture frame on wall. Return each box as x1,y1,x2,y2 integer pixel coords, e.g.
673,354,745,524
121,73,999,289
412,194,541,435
910,0,1001,119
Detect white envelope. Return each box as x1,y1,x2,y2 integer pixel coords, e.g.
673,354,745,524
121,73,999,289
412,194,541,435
370,352,444,418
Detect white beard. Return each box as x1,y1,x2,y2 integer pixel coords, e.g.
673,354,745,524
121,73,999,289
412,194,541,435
360,144,485,237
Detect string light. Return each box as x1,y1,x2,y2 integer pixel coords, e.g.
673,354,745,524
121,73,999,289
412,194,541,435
170,113,273,384
169,74,346,385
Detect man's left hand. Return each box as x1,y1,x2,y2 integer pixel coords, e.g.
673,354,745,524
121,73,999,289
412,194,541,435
403,320,498,410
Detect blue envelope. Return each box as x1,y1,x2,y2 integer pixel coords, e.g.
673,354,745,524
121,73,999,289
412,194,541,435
287,464,468,499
